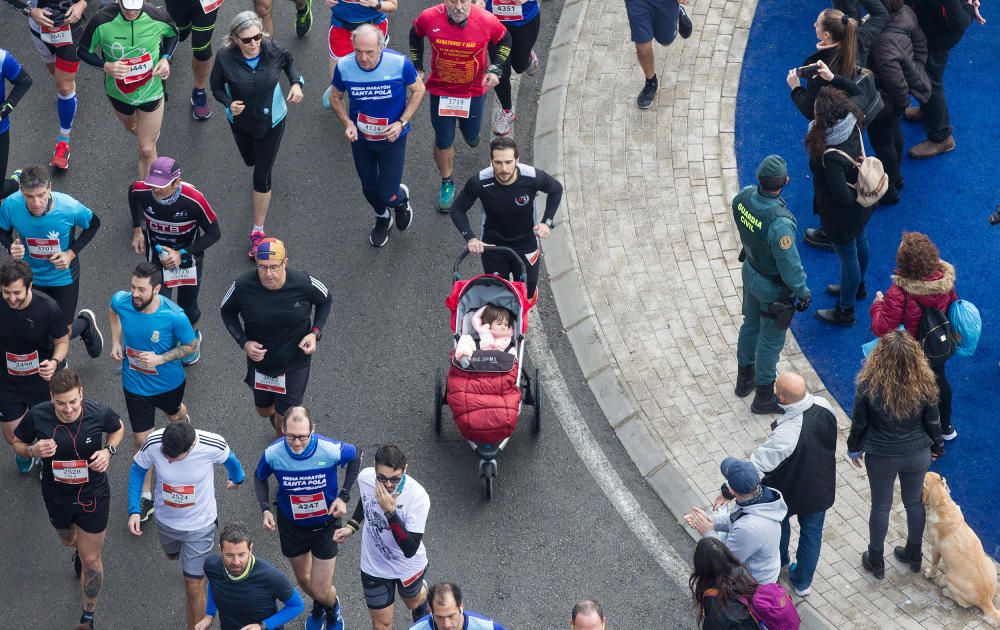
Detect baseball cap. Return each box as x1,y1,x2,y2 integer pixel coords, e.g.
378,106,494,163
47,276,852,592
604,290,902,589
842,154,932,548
120,0,144,9
720,457,760,495
145,157,181,187
755,154,788,179
255,238,287,261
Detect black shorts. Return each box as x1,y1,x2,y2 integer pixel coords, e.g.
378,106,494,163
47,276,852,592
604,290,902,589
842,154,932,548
43,492,110,534
165,0,218,33
244,362,310,415
276,509,339,560
34,282,79,330
361,566,427,610
29,25,83,69
109,96,163,116
123,381,186,433
0,399,30,423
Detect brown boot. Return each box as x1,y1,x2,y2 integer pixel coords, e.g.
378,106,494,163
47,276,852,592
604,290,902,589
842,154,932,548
903,106,923,122
909,136,956,160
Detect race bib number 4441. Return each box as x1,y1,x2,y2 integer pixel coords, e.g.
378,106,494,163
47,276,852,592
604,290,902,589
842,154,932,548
124,53,153,85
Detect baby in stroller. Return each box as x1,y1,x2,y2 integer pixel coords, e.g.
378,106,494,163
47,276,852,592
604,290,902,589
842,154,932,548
454,304,517,367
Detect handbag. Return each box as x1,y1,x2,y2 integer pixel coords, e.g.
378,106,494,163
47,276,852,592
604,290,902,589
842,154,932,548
855,66,884,127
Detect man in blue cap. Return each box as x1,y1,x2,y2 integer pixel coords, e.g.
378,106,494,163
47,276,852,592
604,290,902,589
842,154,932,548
732,154,810,414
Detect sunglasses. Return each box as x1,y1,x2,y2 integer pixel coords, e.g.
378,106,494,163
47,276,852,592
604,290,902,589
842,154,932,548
239,32,263,44
376,474,403,484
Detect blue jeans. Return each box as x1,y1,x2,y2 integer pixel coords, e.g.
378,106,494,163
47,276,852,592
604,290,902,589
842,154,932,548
779,510,826,591
350,134,409,215
831,228,870,310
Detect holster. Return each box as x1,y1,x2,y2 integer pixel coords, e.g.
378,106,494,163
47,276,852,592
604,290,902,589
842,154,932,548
764,286,795,330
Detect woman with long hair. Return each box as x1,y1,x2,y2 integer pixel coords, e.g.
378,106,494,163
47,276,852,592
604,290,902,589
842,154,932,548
870,231,958,438
805,86,872,326
847,330,944,579
689,537,758,629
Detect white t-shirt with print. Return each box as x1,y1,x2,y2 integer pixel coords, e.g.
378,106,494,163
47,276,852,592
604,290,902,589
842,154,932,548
357,467,430,580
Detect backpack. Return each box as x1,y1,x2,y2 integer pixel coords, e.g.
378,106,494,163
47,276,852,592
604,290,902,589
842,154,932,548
741,583,801,629
855,67,884,127
823,127,889,208
907,293,956,368
948,299,981,357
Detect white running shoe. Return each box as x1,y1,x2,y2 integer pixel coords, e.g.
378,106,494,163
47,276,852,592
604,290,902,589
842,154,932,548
493,108,516,136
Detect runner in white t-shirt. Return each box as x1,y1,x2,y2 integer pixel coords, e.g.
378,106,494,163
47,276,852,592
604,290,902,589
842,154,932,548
126,422,245,630
334,444,431,628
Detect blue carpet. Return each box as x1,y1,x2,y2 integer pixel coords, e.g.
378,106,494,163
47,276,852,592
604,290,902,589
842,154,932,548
736,1,1000,556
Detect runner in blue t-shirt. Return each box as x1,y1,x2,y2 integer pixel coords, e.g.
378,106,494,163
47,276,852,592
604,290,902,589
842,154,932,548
255,406,360,630
108,261,197,522
1,48,33,198
328,24,425,248
409,582,508,630
320,0,396,110
480,0,541,137
0,165,105,359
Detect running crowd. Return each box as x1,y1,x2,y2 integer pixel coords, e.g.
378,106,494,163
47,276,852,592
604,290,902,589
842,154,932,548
0,0,582,628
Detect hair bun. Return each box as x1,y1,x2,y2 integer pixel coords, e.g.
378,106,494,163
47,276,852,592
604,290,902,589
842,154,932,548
841,14,850,25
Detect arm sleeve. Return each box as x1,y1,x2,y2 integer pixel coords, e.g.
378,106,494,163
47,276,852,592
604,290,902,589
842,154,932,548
846,392,869,452
160,33,179,59
6,64,32,107
307,276,332,332
408,26,425,72
77,16,105,67
910,16,929,66
262,586,304,629
127,461,151,515
255,453,272,508
790,82,818,120
205,581,218,617
874,50,912,111
489,27,512,67
718,523,758,567
749,424,797,474
127,186,146,229
350,498,365,523
768,220,809,300
69,212,100,255
339,455,361,500
941,0,973,32
449,178,480,240
0,227,13,250
385,512,424,558
829,73,863,97
209,56,233,108
537,170,563,223
222,450,246,484
220,282,248,347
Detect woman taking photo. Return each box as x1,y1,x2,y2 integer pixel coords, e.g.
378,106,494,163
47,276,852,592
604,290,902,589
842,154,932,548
848,330,944,579
870,231,958,438
689,537,757,630
805,86,872,326
211,11,303,257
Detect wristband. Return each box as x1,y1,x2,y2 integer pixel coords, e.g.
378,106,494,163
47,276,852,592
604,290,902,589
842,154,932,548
487,64,502,77
346,520,359,532
310,327,322,341
260,503,270,513
161,54,171,61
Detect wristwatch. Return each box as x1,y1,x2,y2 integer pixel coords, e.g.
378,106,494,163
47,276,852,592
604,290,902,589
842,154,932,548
486,64,502,77
106,444,118,457
543,218,555,229
22,5,31,16
310,327,322,342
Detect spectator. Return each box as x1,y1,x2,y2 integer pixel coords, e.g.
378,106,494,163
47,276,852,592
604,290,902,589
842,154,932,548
570,599,606,630
685,458,787,584
870,231,959,438
848,330,945,579
867,0,930,204
624,0,691,109
688,538,757,630
806,86,873,327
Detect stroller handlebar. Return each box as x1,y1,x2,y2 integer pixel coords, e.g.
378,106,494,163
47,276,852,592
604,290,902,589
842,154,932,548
453,245,527,283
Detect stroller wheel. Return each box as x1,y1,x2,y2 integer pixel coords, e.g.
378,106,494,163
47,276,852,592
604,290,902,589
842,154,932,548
434,368,444,436
481,460,496,500
532,368,541,434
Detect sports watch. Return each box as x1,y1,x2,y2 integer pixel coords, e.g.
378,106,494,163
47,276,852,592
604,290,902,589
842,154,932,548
543,218,555,229
106,444,118,457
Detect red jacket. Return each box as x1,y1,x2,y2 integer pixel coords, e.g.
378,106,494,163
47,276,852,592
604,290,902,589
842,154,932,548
870,261,958,336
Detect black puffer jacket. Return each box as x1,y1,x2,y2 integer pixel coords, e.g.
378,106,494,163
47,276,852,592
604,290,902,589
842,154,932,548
907,0,974,51
809,122,874,243
848,389,945,456
871,6,930,113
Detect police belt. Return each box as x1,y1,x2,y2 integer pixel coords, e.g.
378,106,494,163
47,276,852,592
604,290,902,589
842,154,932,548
742,251,784,286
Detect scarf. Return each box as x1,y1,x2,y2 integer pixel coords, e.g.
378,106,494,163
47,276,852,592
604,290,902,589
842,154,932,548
823,112,857,147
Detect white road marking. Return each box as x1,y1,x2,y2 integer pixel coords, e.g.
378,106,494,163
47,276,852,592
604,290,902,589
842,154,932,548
528,309,692,584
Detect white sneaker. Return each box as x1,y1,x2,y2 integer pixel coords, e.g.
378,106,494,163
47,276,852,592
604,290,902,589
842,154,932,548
942,428,958,441
525,49,539,76
493,108,516,136
794,586,811,597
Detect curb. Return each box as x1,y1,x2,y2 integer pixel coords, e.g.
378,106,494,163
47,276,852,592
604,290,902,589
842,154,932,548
533,1,832,627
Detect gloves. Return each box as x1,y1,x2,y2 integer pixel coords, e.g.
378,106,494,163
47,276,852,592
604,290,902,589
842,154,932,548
0,102,13,120
795,291,811,312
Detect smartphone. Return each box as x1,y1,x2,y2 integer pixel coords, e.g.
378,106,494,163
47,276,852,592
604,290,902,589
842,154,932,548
796,63,821,79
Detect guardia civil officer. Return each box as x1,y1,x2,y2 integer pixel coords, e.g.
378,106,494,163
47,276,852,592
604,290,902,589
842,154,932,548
733,155,810,415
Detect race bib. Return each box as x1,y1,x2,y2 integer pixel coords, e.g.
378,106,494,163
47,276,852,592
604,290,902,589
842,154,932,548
25,237,60,260
162,483,196,508
254,371,286,394
199,0,224,13
123,52,153,85
290,493,328,520
125,346,157,375
40,24,73,46
163,263,198,288
52,459,89,485
438,96,471,118
6,351,40,376
357,113,390,141
491,0,523,21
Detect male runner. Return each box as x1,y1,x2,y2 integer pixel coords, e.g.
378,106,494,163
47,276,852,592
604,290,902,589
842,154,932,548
12,368,125,630
450,136,562,301
409,0,511,211
256,406,360,630
195,522,306,630
0,260,68,473
0,165,104,359
128,156,221,365
2,0,84,168
161,0,220,119
128,421,246,630
0,47,33,197
109,261,197,521
334,444,431,628
409,583,507,630
329,24,425,247
320,0,396,110
220,238,332,438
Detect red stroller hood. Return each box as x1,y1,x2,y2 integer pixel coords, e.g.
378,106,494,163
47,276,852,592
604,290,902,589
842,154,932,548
445,273,533,335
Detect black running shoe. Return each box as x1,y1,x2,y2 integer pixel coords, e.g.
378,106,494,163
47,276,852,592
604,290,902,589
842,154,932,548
394,184,413,232
72,550,82,577
637,77,658,109
295,0,313,37
369,214,394,247
678,6,693,39
139,497,155,522
77,309,104,358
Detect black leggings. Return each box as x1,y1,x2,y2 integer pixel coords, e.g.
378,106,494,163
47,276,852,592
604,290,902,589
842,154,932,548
0,131,15,199
232,119,285,194
932,364,953,432
482,246,540,299
495,16,541,110
159,257,204,326
165,0,218,61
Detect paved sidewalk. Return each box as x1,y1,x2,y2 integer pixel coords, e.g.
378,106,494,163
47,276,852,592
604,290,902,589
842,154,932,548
534,0,996,627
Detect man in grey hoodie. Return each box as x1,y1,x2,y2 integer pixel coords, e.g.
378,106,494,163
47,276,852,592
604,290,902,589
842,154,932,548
685,458,787,584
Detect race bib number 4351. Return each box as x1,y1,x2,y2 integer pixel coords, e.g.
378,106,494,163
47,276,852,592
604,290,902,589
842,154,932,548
491,0,524,21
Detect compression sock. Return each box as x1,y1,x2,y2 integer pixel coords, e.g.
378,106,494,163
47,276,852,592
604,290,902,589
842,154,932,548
79,611,94,627
441,176,453,184
71,316,88,339
252,224,264,234
57,92,77,136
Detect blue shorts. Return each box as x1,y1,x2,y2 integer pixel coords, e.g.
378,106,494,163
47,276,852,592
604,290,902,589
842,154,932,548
625,0,679,45
428,94,486,150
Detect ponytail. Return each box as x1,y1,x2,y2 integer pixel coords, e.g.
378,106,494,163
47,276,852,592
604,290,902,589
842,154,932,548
819,9,859,76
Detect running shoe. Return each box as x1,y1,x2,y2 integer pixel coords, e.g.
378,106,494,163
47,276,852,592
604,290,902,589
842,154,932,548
305,601,325,630
72,550,82,577
678,5,693,39
322,85,334,111
493,108,516,136
191,88,212,121
942,427,958,441
394,183,413,232
525,49,539,76
369,213,393,247
248,231,267,258
295,0,313,38
77,309,104,358
637,77,658,109
325,598,344,630
15,454,33,474
50,140,70,170
139,497,155,522
436,180,456,213
10,169,22,185
182,330,202,366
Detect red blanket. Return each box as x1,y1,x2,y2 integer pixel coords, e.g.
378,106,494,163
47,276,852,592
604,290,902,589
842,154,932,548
447,362,521,444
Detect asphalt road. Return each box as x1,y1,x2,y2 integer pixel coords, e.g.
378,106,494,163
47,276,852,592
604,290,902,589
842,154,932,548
0,2,695,627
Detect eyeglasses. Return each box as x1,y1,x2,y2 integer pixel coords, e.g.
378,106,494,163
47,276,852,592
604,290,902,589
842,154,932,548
285,434,311,444
376,474,402,484
256,262,284,273
239,32,263,44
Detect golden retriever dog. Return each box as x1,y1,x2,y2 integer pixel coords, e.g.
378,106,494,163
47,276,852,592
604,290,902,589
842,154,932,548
922,472,1000,626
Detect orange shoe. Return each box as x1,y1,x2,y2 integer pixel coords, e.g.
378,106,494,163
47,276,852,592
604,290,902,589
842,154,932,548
50,140,70,170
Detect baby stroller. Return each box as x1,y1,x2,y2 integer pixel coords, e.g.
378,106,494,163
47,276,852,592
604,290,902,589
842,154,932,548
434,247,541,499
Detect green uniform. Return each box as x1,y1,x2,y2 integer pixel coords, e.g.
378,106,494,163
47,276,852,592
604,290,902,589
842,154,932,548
733,185,808,386
79,3,178,106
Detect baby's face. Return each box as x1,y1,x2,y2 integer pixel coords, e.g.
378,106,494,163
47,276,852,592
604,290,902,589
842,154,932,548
489,318,512,334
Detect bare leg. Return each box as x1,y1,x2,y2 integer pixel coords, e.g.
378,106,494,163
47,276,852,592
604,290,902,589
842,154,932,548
113,109,139,137
290,553,337,607
76,529,107,613
635,41,655,80
254,0,275,38
433,145,455,179
369,604,395,630
135,104,164,179
252,191,272,228
192,58,212,91
184,576,207,630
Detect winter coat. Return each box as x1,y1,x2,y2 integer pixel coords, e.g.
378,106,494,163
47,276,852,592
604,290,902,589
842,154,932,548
710,487,788,584
809,125,874,244
701,595,757,630
870,260,958,336
907,0,974,51
848,390,945,456
871,6,931,113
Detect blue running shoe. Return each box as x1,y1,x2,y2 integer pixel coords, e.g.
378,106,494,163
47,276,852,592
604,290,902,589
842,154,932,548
15,454,33,474
436,180,455,213
325,598,344,630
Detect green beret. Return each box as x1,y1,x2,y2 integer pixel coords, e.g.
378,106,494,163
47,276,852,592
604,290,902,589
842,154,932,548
756,154,788,179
